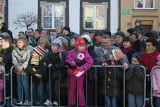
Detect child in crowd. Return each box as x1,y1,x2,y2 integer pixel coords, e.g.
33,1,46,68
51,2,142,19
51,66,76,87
12,37,30,105
100,49,125,107
0,66,5,105
66,37,93,107
43,38,66,106
26,46,47,106
126,52,145,107
152,54,160,107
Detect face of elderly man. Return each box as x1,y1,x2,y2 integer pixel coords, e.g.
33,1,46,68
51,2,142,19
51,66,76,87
101,37,111,50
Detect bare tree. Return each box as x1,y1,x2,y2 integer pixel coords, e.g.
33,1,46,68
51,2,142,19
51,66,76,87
13,11,38,29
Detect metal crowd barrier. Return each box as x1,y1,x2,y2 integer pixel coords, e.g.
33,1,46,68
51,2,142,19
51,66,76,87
88,65,146,107
151,66,160,107
8,65,147,107
0,65,6,107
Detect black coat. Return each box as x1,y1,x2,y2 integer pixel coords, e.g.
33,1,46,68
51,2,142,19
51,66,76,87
87,46,96,80
125,65,145,95
100,61,123,97
26,57,47,78
133,26,144,34
47,51,65,79
0,46,13,73
133,40,145,52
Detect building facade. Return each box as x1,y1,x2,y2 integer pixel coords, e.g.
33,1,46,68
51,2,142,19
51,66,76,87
0,0,119,38
120,0,160,33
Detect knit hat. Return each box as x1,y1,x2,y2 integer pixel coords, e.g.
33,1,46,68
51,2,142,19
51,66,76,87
115,31,125,39
0,32,11,38
127,28,134,34
151,30,159,39
135,18,141,23
33,46,45,56
51,38,62,47
71,34,79,40
112,49,125,61
132,52,142,63
63,26,71,33
102,30,111,36
75,37,86,48
144,32,156,39
81,34,91,44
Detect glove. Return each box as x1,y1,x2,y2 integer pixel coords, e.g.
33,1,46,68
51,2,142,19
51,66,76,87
73,67,84,77
70,61,76,67
102,63,107,67
67,60,76,70
111,61,115,65
122,63,129,70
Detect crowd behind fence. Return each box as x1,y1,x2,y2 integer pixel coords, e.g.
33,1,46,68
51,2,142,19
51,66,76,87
1,65,160,107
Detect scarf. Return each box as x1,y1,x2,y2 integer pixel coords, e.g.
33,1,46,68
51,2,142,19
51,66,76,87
146,48,156,55
31,57,41,65
122,46,133,54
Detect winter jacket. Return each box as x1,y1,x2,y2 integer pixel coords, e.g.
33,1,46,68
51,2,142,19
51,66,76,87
152,67,160,97
133,26,144,34
12,47,30,75
100,61,123,97
126,64,145,95
141,50,159,74
113,43,123,50
29,37,40,47
47,51,66,79
66,48,93,75
0,46,13,73
87,46,96,80
26,57,47,81
132,40,143,52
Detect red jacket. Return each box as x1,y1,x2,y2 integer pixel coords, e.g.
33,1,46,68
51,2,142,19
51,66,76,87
142,50,160,74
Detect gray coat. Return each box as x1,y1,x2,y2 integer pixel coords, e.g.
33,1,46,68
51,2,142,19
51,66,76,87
125,65,145,95
12,47,30,75
94,45,129,64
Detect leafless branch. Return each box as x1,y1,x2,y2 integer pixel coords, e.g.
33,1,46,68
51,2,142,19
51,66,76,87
13,11,38,29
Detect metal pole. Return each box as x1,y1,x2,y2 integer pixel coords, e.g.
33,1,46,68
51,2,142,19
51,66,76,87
2,65,6,107
10,66,14,106
49,68,52,105
31,76,33,106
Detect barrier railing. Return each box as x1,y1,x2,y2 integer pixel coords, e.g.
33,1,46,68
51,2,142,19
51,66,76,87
6,65,147,106
0,65,6,107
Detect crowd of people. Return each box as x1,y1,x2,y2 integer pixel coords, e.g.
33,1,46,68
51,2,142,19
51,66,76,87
0,18,160,107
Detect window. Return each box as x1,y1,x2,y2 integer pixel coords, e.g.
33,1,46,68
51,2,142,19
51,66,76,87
134,0,155,9
41,2,65,29
0,2,4,27
83,3,107,30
